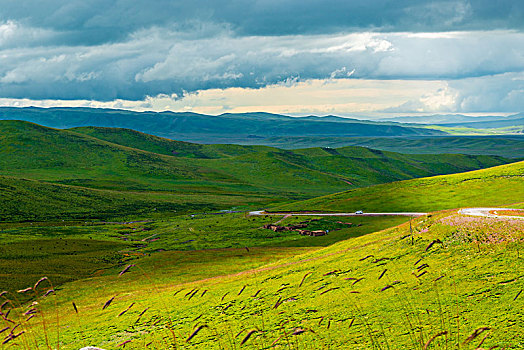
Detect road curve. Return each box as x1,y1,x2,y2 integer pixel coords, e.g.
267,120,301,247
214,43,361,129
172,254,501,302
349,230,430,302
248,210,427,217
459,208,524,220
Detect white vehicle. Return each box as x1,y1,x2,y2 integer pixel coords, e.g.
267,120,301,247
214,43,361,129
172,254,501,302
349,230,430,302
355,210,363,214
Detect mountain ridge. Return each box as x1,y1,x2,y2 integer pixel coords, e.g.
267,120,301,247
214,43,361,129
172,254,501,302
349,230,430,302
0,107,446,140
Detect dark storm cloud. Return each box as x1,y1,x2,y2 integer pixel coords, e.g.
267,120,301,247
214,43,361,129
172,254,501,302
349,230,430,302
0,0,523,110
2,0,524,45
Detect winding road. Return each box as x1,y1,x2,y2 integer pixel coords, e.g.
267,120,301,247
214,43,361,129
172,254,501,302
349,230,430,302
250,208,524,220
248,210,427,217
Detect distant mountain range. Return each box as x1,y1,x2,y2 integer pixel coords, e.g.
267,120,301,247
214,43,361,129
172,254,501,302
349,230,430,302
0,107,445,142
1,107,521,154
379,113,524,126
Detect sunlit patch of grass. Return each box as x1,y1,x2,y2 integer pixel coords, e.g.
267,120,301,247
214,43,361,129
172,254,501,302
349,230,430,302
275,161,524,213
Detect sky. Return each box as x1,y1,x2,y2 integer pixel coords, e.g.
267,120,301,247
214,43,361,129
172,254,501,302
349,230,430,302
1,0,523,118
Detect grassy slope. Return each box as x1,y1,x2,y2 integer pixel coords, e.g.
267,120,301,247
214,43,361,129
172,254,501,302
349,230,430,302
274,160,524,213
16,208,523,349
0,121,515,222
52,124,516,189
0,175,267,222
245,135,524,159
0,120,241,190
0,214,408,295
71,126,272,158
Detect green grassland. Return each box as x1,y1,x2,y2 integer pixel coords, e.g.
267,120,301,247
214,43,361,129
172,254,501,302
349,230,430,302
0,175,271,222
70,126,271,159
0,120,514,222
242,135,524,159
274,160,524,213
1,119,523,349
7,207,522,349
0,213,408,296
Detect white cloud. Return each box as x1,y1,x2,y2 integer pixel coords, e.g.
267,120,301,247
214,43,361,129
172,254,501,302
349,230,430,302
0,20,57,48
384,72,524,113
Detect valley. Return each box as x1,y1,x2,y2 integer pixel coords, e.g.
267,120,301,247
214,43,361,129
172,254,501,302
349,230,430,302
0,119,522,349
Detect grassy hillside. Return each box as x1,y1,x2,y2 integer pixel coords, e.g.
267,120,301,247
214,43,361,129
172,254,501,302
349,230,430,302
25,123,514,190
10,207,522,349
0,212,408,296
71,126,271,158
0,175,269,222
0,121,517,221
245,135,524,159
274,161,524,213
0,121,347,197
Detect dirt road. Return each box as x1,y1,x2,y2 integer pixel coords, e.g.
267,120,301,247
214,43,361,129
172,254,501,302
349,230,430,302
248,210,427,217
251,208,524,220
459,207,524,220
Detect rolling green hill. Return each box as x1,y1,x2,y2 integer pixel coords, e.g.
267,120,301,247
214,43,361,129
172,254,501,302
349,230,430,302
274,160,524,213
68,125,515,188
71,126,271,159
0,120,517,221
243,135,524,159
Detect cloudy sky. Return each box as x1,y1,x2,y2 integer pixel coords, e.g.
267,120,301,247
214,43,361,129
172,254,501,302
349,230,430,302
1,0,523,117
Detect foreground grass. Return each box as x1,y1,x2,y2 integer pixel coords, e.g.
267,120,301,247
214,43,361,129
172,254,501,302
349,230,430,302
5,208,522,349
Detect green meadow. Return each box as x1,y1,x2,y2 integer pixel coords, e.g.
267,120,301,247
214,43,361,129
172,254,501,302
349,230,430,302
0,121,523,349
0,213,409,298
0,120,515,222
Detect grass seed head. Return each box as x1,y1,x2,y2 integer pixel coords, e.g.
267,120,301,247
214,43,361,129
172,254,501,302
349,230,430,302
118,340,132,347
463,327,491,344
102,296,115,310
299,272,312,287
238,285,246,296
186,325,207,343
240,329,259,345
423,331,448,350
33,277,48,290
118,264,135,277
118,303,135,317
381,285,393,292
